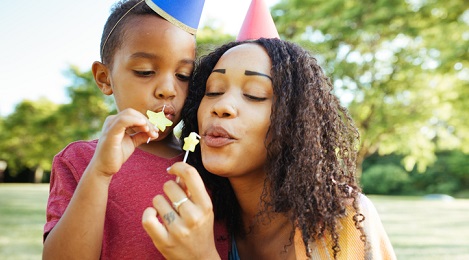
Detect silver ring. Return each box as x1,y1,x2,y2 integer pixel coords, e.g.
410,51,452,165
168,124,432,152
172,197,189,212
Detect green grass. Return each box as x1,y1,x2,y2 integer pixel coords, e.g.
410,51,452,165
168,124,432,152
0,184,49,260
370,195,469,260
1,184,468,259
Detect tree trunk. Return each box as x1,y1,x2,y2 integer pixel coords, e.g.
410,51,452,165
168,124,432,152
34,166,44,183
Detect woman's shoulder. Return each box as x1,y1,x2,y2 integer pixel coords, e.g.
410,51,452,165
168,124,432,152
355,194,380,218
342,193,377,212
355,194,397,260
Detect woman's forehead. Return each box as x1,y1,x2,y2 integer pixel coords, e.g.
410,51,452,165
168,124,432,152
214,43,271,72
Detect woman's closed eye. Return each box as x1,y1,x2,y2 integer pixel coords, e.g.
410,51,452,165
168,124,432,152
244,94,267,101
205,92,223,97
205,92,267,101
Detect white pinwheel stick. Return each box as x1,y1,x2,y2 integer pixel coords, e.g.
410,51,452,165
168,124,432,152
177,132,201,183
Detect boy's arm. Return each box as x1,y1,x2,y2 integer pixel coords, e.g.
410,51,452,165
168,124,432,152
43,165,112,259
43,109,159,259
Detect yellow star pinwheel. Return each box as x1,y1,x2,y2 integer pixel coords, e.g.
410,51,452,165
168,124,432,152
146,110,173,132
183,132,200,152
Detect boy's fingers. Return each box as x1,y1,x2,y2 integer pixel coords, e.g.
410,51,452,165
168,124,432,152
104,108,158,137
106,115,145,136
131,132,157,147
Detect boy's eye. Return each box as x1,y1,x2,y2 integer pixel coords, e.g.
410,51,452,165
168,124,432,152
134,70,154,77
176,73,191,81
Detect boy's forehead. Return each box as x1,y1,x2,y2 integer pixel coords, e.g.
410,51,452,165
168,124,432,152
113,15,196,65
124,15,196,44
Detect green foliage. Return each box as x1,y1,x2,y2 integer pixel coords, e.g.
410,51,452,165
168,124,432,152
410,150,469,196
60,67,114,140
272,0,469,172
362,151,469,196
196,24,235,56
361,164,409,194
0,99,59,175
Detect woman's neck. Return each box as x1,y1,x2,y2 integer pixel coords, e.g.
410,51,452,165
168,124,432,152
230,175,297,259
230,174,265,221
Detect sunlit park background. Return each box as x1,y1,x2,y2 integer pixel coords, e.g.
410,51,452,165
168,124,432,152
1,0,469,259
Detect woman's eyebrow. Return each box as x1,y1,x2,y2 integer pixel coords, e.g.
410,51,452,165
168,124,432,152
211,69,272,81
212,69,226,74
245,70,272,81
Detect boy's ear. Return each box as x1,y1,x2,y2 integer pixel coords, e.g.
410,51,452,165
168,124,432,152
92,61,113,95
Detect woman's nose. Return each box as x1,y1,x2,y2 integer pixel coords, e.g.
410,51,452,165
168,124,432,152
211,96,237,118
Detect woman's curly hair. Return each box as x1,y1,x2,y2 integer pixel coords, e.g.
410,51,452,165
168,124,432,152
181,38,365,258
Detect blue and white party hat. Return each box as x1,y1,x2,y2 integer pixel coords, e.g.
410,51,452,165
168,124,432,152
145,0,205,34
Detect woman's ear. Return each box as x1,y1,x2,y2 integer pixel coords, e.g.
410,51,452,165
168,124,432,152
92,61,113,95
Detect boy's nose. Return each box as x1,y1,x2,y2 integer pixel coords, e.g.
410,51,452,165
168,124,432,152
155,77,176,99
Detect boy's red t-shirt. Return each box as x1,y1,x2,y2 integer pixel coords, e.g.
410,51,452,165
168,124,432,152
44,140,229,259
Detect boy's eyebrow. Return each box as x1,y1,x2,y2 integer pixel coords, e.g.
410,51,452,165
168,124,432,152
180,59,195,66
130,52,157,60
130,53,194,65
245,70,272,81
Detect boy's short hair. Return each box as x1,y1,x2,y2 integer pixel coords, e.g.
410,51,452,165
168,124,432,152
100,0,157,66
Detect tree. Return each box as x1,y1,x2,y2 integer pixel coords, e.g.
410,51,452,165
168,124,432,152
58,66,114,141
0,99,59,181
196,22,235,56
272,0,469,172
0,67,111,182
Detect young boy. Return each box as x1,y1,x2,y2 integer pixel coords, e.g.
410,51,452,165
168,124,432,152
43,0,229,259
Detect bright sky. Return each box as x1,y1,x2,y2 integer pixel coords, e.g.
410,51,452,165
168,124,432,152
0,0,279,116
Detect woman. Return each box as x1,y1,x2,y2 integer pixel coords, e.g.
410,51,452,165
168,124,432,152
142,38,396,259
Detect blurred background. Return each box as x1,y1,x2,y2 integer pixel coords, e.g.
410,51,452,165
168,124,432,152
1,0,468,259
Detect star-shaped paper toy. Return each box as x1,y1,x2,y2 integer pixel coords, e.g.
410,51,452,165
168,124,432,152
183,132,200,152
146,110,173,132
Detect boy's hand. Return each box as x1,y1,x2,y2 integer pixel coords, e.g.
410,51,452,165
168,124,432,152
90,108,159,177
142,162,221,260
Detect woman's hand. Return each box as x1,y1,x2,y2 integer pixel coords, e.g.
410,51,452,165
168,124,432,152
142,162,221,260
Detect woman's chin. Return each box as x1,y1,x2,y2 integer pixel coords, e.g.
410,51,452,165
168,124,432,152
203,159,231,177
